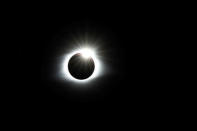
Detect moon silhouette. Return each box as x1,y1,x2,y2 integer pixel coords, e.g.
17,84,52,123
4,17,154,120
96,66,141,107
68,53,95,80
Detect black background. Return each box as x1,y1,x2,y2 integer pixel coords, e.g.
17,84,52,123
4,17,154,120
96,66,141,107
4,2,179,123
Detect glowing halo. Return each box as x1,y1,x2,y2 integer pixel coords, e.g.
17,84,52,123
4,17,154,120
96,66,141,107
62,47,102,83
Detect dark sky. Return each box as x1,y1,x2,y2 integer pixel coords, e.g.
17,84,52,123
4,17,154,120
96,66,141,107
5,3,176,120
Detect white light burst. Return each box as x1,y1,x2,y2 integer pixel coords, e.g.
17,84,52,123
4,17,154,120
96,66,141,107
80,48,95,59
62,47,102,83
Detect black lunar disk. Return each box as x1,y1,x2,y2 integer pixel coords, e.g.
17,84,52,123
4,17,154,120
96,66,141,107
68,53,95,80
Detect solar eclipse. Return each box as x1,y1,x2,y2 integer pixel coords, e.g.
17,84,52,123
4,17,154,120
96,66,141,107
62,47,102,83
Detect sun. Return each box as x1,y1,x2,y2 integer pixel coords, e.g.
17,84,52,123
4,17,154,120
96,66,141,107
62,47,102,83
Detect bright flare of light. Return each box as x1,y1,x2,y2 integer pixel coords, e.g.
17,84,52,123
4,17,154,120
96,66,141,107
62,47,102,83
80,48,95,59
